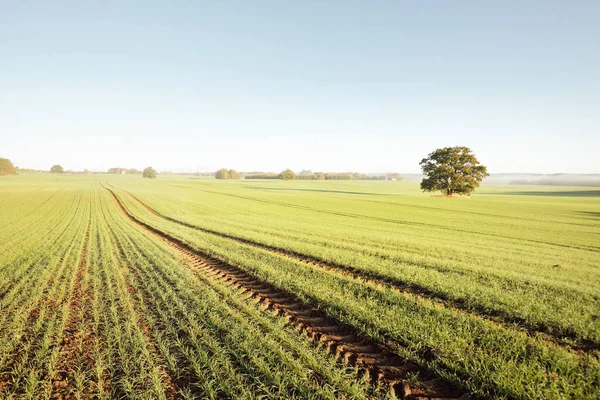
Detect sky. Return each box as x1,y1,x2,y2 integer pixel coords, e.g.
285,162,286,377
1,1,599,173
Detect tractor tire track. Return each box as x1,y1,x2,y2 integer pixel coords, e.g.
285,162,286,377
103,186,470,399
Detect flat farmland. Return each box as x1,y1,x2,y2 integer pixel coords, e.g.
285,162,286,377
1,174,599,399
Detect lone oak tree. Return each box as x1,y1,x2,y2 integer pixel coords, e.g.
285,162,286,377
420,146,488,196
143,166,157,178
50,164,64,174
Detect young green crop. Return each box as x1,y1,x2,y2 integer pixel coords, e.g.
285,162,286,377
0,176,391,398
106,175,600,398
99,187,384,398
111,178,600,345
1,174,599,399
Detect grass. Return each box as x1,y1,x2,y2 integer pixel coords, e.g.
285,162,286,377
0,174,599,399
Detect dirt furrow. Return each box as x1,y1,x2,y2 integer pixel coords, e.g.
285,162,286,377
122,188,599,353
103,185,470,399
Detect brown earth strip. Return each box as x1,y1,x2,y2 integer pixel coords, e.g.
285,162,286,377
121,188,599,353
103,185,470,399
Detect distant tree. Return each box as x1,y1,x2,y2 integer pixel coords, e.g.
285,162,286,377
420,146,488,196
280,169,296,181
299,169,313,176
228,169,240,179
50,164,64,174
0,158,17,175
143,166,157,179
388,173,402,181
215,168,230,179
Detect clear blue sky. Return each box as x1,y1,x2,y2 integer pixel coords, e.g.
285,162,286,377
1,1,598,173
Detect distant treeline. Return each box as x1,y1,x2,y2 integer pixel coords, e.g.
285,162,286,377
244,171,402,181
107,167,142,174
245,173,280,179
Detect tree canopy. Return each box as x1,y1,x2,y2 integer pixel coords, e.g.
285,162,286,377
420,146,488,196
228,169,240,179
50,164,64,174
215,168,229,179
143,166,157,178
0,158,17,176
280,169,296,181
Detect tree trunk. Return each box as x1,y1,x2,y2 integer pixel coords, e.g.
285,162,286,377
447,188,452,196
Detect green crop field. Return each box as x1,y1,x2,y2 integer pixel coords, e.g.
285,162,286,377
0,174,599,399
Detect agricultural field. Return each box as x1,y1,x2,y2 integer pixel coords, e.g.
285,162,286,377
0,174,599,399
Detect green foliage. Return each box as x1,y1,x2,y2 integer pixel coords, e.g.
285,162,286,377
214,168,241,180
420,146,488,195
142,166,157,178
50,164,64,174
279,169,296,181
295,174,317,180
244,173,280,179
215,168,229,179
323,172,353,180
0,158,17,175
108,167,141,174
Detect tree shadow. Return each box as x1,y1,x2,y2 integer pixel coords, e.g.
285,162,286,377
249,187,384,196
491,190,600,197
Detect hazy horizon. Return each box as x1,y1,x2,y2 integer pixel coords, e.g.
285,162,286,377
2,1,599,174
